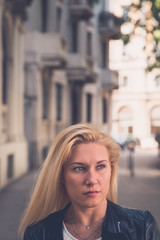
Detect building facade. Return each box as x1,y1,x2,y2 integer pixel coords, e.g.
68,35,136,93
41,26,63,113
110,0,160,148
0,0,120,189
24,0,120,168
0,0,32,189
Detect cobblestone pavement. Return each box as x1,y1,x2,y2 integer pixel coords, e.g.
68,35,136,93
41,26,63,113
0,149,160,240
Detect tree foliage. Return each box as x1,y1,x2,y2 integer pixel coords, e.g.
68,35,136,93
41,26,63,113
120,0,160,71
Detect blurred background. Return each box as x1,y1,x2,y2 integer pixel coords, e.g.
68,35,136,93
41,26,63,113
0,0,160,239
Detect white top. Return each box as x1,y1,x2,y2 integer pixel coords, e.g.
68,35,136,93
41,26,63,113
63,222,102,240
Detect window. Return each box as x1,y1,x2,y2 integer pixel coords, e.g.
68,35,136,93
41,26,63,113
56,7,62,32
87,32,92,56
74,0,81,4
56,83,62,121
72,22,78,52
86,93,92,122
42,146,49,161
101,41,107,68
155,75,160,87
118,106,133,134
41,0,48,32
42,71,50,119
71,85,81,124
119,106,132,121
122,76,128,87
7,154,14,179
102,97,107,123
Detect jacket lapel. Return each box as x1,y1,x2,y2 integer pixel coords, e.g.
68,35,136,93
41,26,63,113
102,200,128,240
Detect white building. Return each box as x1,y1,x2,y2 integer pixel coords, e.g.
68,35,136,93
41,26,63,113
110,0,160,148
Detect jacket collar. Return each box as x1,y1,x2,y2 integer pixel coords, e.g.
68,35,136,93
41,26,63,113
102,200,128,240
46,201,128,240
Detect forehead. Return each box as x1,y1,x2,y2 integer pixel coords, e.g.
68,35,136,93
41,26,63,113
67,142,109,162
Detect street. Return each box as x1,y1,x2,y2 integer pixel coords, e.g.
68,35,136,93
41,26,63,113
118,149,160,226
0,149,160,240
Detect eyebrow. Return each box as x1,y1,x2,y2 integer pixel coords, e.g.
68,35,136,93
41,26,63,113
69,160,109,166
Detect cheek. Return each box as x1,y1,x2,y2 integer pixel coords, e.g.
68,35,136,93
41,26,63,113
102,169,111,186
63,172,79,190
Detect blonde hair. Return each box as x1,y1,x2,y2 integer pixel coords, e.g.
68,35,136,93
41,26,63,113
19,123,121,235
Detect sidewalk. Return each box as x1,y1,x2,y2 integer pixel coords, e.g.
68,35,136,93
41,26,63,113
0,170,37,240
118,149,160,226
0,150,160,240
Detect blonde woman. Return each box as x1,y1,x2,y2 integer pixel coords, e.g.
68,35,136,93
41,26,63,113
19,123,160,240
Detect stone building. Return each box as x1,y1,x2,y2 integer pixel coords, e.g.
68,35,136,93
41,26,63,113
0,0,121,189
110,0,160,148
0,0,32,189
24,0,120,169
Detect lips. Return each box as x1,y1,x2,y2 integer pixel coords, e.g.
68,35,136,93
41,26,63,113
83,191,100,197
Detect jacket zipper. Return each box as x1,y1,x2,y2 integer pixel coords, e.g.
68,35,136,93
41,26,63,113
118,221,121,233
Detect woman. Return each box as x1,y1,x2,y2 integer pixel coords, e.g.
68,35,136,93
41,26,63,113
19,123,160,240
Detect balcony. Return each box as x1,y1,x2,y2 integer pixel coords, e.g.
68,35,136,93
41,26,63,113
25,32,67,69
69,0,94,21
98,11,121,40
5,0,33,20
67,53,97,83
100,69,119,90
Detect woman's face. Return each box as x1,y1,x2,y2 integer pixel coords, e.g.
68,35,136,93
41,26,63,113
63,142,111,210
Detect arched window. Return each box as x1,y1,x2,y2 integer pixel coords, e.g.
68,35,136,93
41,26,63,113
119,106,132,121
118,106,133,133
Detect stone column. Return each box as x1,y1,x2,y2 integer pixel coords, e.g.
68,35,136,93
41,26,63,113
134,99,150,140
48,71,55,142
24,62,40,168
7,16,27,141
7,17,17,141
17,19,26,141
0,1,3,144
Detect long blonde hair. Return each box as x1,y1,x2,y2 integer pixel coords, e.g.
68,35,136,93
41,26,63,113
19,123,121,235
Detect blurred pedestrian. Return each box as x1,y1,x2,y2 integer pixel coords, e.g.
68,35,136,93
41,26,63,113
19,123,160,240
155,132,160,158
125,134,137,177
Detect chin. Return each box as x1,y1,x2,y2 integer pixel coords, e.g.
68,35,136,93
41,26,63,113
81,199,103,209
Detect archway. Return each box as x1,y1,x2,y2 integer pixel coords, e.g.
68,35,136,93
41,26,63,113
118,106,133,134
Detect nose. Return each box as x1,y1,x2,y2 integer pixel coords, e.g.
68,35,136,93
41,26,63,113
84,169,97,186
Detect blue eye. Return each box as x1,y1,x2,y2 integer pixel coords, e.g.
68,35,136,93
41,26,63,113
74,166,85,172
97,164,106,170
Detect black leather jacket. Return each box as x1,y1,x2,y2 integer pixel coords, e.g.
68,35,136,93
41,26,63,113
24,200,160,240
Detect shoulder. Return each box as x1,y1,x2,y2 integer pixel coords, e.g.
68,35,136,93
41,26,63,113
108,200,157,224
108,200,148,220
108,201,160,232
24,207,68,239
107,200,160,238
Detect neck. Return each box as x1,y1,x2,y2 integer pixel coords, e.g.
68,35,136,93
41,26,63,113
70,200,107,226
